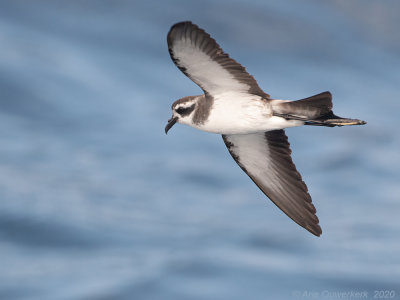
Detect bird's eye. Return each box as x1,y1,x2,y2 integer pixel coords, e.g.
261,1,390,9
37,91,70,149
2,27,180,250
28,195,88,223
176,104,195,116
176,107,187,114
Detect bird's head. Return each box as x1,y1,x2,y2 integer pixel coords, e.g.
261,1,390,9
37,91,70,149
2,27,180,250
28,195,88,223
165,95,200,134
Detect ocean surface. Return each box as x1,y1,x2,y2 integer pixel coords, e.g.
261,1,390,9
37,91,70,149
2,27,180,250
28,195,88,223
0,1,399,299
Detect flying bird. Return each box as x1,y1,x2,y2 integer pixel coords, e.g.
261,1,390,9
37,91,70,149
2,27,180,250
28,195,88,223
165,21,366,236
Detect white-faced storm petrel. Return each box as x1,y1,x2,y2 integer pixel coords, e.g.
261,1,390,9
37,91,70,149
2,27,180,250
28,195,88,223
165,21,366,236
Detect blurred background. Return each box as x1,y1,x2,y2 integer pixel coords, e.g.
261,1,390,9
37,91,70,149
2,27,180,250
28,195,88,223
0,0,399,299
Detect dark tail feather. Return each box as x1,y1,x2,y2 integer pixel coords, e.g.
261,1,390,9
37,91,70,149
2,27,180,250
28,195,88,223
304,111,367,127
272,91,367,127
273,91,333,119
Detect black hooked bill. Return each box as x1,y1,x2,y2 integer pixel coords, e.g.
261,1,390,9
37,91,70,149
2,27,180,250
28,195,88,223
165,116,178,134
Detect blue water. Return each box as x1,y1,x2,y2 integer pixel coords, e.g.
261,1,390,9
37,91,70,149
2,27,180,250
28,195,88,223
0,1,399,299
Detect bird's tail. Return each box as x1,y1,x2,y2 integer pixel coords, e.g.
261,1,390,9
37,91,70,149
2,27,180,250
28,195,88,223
303,112,367,127
272,91,367,127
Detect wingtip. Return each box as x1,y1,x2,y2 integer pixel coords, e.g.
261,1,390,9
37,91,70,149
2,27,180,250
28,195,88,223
307,224,322,237
168,21,196,48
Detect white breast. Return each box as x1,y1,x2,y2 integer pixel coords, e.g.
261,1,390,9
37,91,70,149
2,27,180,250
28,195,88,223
193,94,303,134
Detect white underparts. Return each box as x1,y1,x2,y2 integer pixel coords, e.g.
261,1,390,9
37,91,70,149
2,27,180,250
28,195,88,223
187,94,303,134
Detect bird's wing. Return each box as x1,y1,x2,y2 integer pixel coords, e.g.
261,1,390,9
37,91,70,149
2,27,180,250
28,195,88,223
222,130,322,236
167,21,269,99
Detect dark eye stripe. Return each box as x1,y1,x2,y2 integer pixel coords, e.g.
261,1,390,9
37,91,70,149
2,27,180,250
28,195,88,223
176,104,195,116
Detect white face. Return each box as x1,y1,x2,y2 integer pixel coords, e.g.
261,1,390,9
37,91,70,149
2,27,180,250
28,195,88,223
165,98,198,134
172,100,197,125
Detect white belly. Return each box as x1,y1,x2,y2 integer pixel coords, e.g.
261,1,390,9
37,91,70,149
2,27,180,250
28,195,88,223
193,95,303,134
